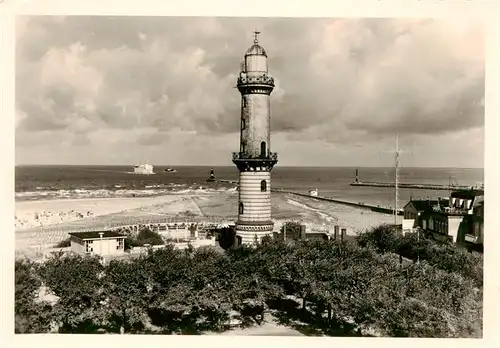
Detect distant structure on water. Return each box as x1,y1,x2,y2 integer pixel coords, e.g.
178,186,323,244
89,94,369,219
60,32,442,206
351,168,481,191
133,163,154,175
232,31,278,245
309,189,318,197
206,168,216,182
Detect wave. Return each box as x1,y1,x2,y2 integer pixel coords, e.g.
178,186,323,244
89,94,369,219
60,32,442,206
15,185,238,201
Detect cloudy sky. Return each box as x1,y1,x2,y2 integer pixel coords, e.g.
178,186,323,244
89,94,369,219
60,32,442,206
15,16,484,167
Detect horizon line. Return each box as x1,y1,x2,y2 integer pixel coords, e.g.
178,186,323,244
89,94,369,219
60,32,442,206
14,164,485,170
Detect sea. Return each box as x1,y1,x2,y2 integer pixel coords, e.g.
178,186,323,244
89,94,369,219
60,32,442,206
15,165,484,209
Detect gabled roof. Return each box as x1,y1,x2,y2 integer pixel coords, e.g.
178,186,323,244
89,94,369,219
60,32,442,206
68,231,126,240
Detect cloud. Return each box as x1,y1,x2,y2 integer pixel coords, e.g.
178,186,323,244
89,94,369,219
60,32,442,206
15,16,484,165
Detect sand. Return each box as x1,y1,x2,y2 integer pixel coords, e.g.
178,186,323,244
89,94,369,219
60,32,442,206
15,191,394,258
15,195,195,230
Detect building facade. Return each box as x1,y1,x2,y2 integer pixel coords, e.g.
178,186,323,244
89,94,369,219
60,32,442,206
232,32,278,244
402,198,449,233
69,231,126,257
403,189,484,248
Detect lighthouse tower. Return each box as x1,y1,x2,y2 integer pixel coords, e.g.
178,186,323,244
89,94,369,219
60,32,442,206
232,31,277,245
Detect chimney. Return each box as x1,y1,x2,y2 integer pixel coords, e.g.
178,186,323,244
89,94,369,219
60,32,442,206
300,224,307,240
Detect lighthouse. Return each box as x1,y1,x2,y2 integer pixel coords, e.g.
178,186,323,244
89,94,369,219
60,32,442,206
232,31,278,245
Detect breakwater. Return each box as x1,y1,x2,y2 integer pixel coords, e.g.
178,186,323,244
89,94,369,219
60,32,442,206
271,189,403,216
216,179,238,184
209,178,403,216
350,181,472,191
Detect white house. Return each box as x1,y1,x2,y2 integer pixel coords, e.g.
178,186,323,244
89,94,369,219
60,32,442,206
69,231,127,257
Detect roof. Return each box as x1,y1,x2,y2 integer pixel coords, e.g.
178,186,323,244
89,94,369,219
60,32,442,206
451,189,484,199
68,231,126,240
405,199,449,212
305,232,329,238
473,196,485,207
245,44,267,57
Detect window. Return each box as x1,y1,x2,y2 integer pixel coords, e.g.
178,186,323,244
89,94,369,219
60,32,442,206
241,142,246,154
260,180,267,192
241,118,246,130
117,238,124,250
242,98,247,108
260,141,266,157
85,240,94,253
239,203,244,215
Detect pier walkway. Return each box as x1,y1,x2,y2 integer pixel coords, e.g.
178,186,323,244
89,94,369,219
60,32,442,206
350,181,473,191
271,189,403,216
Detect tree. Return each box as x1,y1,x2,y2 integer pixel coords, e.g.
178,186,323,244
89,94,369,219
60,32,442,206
187,247,234,331
18,222,482,337
54,237,71,248
280,221,302,241
358,226,484,288
39,253,105,333
215,227,237,250
362,259,482,337
356,224,400,253
15,259,53,333
139,245,204,333
135,227,164,246
227,245,283,325
102,258,152,333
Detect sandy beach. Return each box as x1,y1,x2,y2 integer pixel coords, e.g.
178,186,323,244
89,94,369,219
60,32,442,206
15,191,394,257
15,195,199,230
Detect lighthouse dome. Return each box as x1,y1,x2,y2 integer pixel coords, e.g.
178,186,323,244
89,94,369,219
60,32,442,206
245,44,267,57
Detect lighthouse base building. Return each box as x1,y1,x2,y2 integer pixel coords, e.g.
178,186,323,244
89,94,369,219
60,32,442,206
232,32,277,245
233,157,277,244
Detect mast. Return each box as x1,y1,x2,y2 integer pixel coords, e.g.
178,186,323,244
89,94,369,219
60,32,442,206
395,134,400,225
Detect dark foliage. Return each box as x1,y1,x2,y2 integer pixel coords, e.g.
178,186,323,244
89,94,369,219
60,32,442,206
15,259,53,333
15,224,483,337
357,225,483,288
54,238,71,248
280,221,303,241
125,227,164,249
215,227,237,250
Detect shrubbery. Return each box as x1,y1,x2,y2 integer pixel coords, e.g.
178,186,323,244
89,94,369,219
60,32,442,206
53,237,71,248
125,227,164,250
357,224,483,288
15,224,483,337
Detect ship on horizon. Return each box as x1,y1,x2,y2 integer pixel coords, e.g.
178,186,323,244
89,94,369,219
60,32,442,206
133,163,155,175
